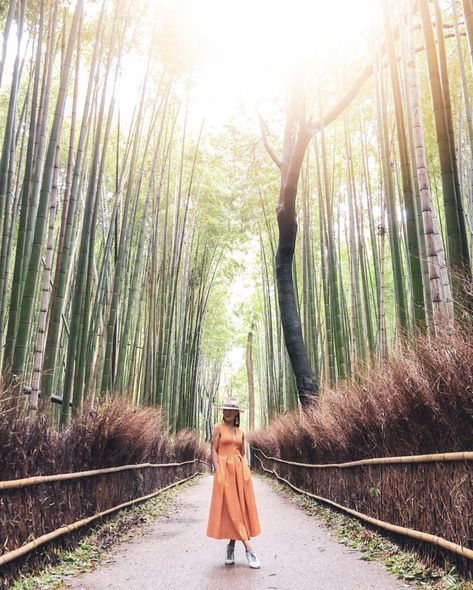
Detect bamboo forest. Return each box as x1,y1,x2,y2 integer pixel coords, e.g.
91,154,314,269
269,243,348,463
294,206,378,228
0,0,472,588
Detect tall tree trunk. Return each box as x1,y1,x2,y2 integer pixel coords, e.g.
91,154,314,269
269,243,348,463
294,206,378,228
452,0,473,153
375,37,409,332
246,326,255,431
2,0,45,373
407,5,452,330
462,0,473,74
40,0,101,400
0,0,26,354
419,0,471,301
262,81,317,406
12,0,83,380
29,141,59,420
0,0,17,87
384,2,425,327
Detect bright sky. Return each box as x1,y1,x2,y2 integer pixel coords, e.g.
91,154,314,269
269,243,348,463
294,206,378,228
116,0,377,131
184,0,376,129
2,1,377,132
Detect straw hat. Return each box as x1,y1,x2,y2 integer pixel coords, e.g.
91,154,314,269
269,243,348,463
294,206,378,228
217,396,244,412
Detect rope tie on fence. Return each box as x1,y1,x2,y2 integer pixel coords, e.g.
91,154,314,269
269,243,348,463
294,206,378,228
253,453,473,562
252,447,473,468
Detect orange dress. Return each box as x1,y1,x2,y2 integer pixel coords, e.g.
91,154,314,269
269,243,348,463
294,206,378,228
206,422,261,541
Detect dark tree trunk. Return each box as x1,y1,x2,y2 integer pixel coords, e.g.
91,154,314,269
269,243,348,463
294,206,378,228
276,203,317,406
261,80,318,407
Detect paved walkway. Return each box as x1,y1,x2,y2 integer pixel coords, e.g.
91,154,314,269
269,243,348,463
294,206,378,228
64,476,410,590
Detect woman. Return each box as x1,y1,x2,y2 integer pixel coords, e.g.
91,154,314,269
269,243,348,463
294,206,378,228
206,396,261,568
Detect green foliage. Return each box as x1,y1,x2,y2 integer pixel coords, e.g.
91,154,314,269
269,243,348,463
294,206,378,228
0,0,472,430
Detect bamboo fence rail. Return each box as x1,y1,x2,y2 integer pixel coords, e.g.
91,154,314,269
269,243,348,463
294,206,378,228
252,447,473,468
0,471,201,567
198,459,212,467
0,459,204,490
254,454,473,562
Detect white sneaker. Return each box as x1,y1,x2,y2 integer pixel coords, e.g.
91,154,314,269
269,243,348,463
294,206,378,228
225,543,235,565
246,549,261,569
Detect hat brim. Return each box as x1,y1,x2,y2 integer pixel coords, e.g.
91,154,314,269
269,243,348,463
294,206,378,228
217,405,244,412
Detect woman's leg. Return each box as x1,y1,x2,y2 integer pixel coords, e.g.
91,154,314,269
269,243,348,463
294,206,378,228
225,540,235,565
243,539,260,568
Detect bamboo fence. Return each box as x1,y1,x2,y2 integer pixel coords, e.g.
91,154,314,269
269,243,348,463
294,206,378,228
0,458,203,490
0,472,201,567
252,447,473,468
254,453,473,562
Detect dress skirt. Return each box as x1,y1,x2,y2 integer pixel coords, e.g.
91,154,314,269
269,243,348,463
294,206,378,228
206,424,261,541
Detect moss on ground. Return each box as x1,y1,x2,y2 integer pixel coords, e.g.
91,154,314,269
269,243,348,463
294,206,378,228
10,476,202,590
262,475,472,590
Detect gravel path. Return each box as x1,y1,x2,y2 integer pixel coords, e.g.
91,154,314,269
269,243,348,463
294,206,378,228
64,475,410,590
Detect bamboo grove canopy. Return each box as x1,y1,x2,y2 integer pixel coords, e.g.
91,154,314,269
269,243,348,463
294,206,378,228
0,0,472,428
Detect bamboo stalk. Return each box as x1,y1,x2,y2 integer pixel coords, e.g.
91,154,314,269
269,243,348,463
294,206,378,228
374,22,408,332
42,1,104,401
255,456,473,561
406,5,452,328
0,0,17,87
0,0,26,347
2,0,45,372
383,1,424,327
12,0,83,379
0,459,201,490
101,52,152,396
419,0,470,282
252,447,473,468
0,472,201,567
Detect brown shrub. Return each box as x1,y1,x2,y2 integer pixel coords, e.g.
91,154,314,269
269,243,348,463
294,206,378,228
250,325,473,569
0,398,209,585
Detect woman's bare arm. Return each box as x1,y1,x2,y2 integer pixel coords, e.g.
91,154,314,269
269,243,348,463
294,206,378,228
241,430,248,464
211,425,220,470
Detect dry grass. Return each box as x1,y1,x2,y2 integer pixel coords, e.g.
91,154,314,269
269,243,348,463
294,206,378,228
250,324,473,572
0,399,209,586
